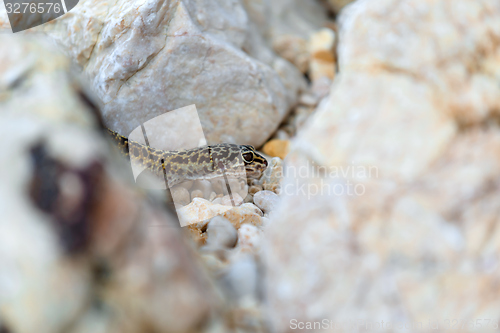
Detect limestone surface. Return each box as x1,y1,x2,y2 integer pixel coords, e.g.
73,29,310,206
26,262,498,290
264,0,500,331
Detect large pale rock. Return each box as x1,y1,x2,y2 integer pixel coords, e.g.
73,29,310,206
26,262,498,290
0,35,219,333
264,0,500,331
25,0,306,147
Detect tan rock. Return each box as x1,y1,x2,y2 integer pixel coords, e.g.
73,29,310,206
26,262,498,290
308,28,337,82
262,139,290,160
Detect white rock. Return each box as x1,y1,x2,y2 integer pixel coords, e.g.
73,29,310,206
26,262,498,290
178,198,262,229
193,180,213,199
206,216,238,249
237,224,262,251
221,193,244,207
253,190,280,213
171,186,190,206
264,0,500,330
261,217,271,227
190,189,204,201
259,157,283,193
224,252,259,302
240,203,264,217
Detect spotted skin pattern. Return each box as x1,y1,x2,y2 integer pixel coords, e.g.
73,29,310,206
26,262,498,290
107,129,268,187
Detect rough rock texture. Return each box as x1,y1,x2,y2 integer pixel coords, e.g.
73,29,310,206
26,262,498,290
20,0,308,147
0,35,218,333
264,0,500,331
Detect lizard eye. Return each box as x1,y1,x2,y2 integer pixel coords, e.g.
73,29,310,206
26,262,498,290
242,152,254,163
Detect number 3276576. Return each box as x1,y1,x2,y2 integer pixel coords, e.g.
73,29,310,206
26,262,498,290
5,2,62,14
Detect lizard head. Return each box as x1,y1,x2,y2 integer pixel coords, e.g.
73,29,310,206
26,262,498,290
240,145,268,181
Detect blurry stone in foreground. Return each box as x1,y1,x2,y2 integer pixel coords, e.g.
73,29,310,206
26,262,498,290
264,0,500,331
0,35,219,333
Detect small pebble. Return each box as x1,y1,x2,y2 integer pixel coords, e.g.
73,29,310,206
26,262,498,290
311,76,332,99
244,193,254,203
206,216,238,249
228,178,244,192
253,190,279,213
200,253,226,272
295,105,314,116
294,112,309,129
238,224,262,251
240,203,263,217
211,179,224,194
170,186,190,206
261,216,271,227
209,191,217,201
191,189,204,200
225,252,259,301
262,139,290,160
181,180,194,190
274,129,290,140
221,193,243,206
281,125,295,137
299,92,319,106
308,28,336,82
260,157,283,194
248,185,262,195
238,184,249,200
193,179,213,199
274,185,281,195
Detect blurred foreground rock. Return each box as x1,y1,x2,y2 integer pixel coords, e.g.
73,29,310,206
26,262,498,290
265,0,500,331
0,35,220,333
